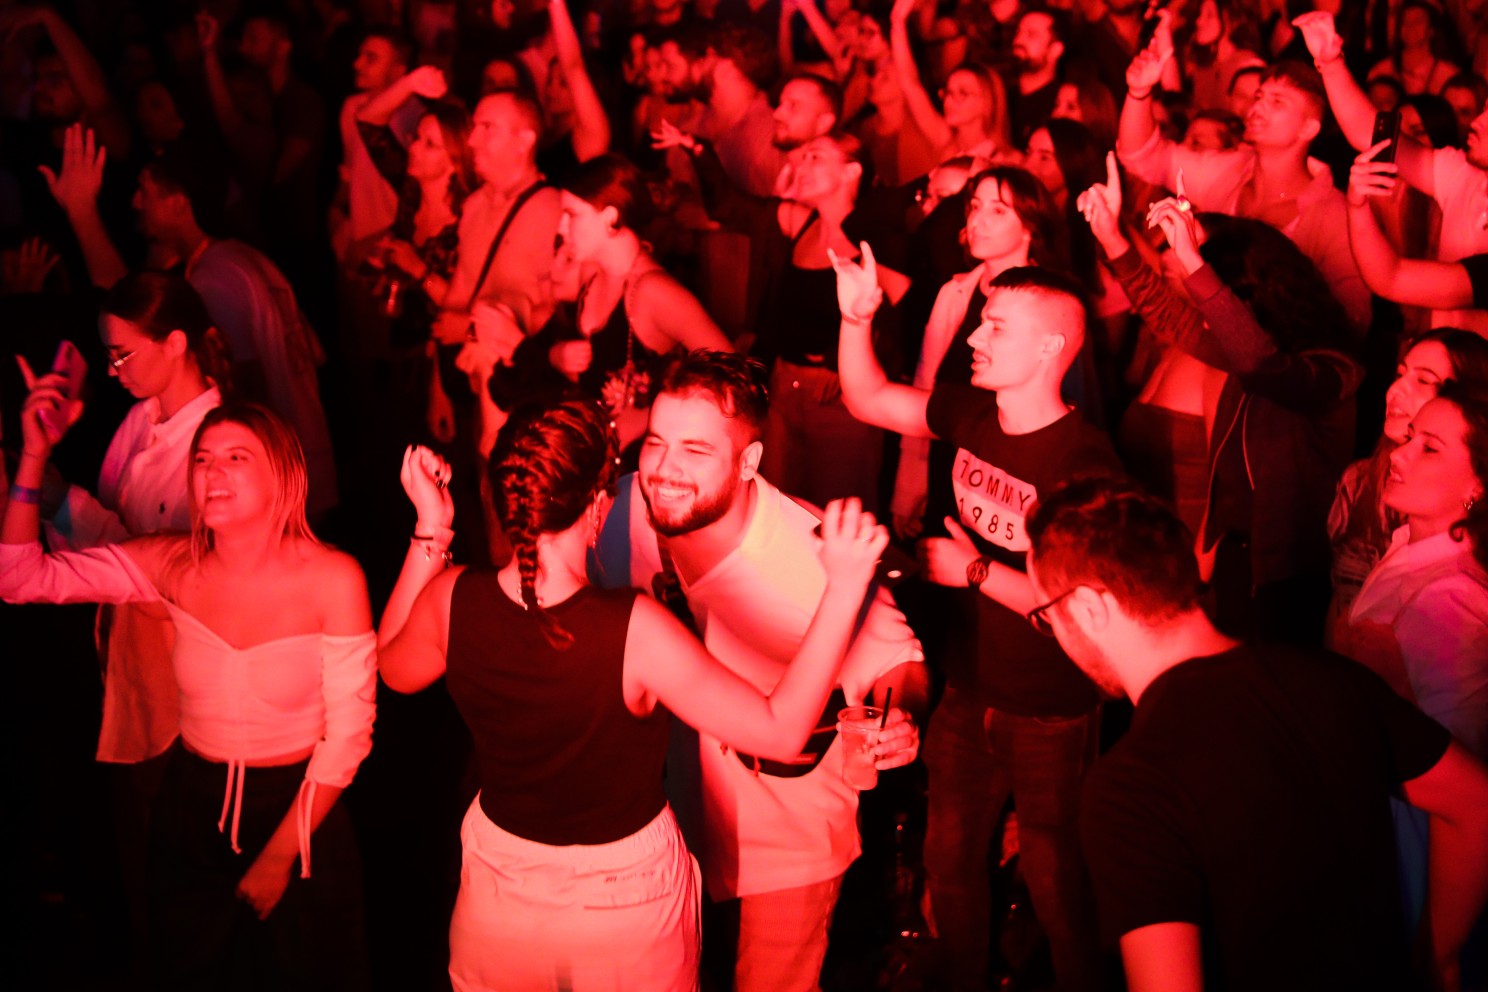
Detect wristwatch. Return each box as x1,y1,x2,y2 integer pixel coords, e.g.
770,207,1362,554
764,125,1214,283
966,555,991,588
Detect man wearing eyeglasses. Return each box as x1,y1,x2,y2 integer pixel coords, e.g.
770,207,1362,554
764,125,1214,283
1024,476,1488,991
834,259,1121,992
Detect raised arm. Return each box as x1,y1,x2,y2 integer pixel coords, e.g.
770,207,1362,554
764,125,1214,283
889,0,952,151
830,242,935,439
1295,12,1435,193
625,498,889,759
1116,38,1174,161
6,5,130,157
790,0,853,79
1,361,163,606
549,0,610,162
1346,143,1474,309
379,445,465,693
39,124,127,290
356,65,447,127
196,14,248,147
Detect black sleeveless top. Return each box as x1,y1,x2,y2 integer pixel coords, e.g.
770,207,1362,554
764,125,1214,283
445,574,669,846
772,213,851,371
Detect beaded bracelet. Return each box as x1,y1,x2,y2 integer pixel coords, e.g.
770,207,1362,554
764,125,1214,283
9,484,41,505
412,532,454,566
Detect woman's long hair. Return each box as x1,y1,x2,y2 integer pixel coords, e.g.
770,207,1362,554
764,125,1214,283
102,271,233,395
1440,382,1488,574
488,399,620,648
1195,213,1355,356
187,403,318,562
963,165,1067,273
1043,119,1104,290
397,101,477,233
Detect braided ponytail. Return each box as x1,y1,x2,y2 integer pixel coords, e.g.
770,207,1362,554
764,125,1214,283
489,399,620,649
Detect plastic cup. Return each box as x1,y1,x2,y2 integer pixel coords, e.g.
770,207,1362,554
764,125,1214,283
838,706,883,790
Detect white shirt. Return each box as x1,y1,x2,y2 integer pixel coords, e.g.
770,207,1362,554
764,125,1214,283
597,474,924,898
1352,525,1488,759
1429,147,1488,336
54,386,221,551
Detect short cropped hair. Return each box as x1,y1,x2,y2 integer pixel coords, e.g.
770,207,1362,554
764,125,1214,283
1027,477,1204,623
987,265,1089,330
781,71,844,124
1259,60,1327,121
145,139,230,235
655,350,770,445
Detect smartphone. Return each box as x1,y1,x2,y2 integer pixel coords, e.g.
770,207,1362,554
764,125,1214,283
40,340,87,436
1138,0,1172,50
1372,110,1402,165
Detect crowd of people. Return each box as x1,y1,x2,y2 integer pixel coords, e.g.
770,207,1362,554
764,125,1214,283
3,0,1488,990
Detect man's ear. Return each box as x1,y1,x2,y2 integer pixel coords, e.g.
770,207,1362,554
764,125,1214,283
1066,584,1111,633
1300,115,1322,144
843,161,863,186
739,439,764,480
817,112,839,137
1040,331,1067,362
1049,41,1066,65
601,204,621,232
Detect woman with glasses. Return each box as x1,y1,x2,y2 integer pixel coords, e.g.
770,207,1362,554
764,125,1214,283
888,0,1010,171
0,271,232,976
376,401,888,991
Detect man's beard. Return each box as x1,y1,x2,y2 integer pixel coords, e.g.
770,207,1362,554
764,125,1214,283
641,473,739,538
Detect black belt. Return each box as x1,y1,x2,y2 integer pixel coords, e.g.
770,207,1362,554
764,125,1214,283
733,687,848,778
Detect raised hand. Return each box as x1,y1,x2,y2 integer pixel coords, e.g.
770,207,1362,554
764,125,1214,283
828,241,883,325
1348,140,1398,206
890,0,917,25
404,65,448,100
817,496,890,591
195,10,219,52
1125,39,1172,97
401,444,454,530
1146,194,1206,274
1076,151,1128,255
1292,11,1343,65
1,238,60,295
16,356,83,459
38,123,105,219
649,118,698,153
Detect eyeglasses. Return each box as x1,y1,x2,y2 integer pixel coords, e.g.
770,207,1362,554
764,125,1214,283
107,350,139,371
1026,587,1080,636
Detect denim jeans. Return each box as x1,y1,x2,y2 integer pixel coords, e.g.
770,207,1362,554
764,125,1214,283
922,687,1102,992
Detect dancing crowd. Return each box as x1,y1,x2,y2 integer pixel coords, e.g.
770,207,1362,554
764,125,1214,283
3,0,1488,990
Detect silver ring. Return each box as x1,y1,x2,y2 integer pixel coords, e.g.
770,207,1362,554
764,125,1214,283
1175,196,1193,213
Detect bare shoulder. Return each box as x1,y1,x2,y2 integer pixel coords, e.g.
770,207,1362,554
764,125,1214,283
298,543,372,630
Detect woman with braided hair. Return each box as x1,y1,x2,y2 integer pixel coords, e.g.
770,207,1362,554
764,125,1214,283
376,397,889,992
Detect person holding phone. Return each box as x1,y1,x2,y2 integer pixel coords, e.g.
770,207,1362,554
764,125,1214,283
1,273,232,973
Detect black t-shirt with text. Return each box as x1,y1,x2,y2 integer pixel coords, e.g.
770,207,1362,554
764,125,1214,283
926,382,1123,716
1081,644,1451,991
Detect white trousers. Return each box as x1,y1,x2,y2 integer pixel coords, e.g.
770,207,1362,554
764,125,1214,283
449,798,701,992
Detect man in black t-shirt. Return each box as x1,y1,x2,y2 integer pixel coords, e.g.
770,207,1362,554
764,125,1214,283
1024,477,1488,992
835,259,1117,992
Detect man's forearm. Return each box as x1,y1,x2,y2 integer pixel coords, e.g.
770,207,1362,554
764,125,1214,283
1318,59,1379,151
1117,91,1158,157
65,206,127,289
